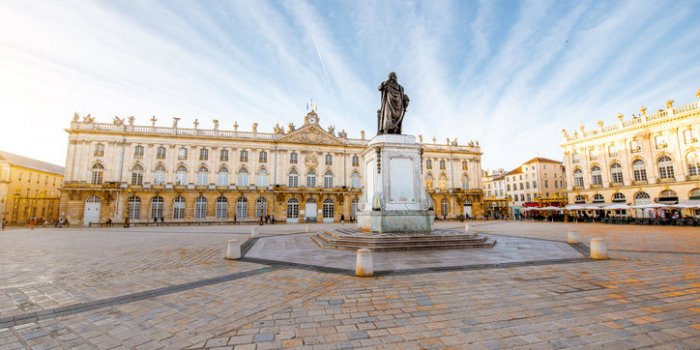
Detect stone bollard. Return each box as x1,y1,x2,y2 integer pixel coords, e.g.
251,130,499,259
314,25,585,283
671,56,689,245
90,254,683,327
590,238,608,260
305,224,310,233
225,239,241,260
567,229,579,244
355,248,374,277
251,228,257,237
464,223,470,232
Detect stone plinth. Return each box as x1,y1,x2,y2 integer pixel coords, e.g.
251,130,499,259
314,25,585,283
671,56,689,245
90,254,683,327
357,134,434,233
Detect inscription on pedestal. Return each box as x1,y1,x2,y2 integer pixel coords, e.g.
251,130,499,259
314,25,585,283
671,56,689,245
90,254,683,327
389,157,414,202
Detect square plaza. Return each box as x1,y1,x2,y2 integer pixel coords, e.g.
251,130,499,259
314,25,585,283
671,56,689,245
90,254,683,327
1,222,698,349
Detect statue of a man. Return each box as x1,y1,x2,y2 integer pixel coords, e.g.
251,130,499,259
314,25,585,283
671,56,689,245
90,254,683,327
377,72,409,135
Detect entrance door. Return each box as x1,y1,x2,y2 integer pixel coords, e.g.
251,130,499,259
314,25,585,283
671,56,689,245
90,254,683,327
305,200,317,223
83,196,101,226
463,200,473,219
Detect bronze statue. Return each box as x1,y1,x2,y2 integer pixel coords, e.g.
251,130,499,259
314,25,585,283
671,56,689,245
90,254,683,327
377,72,409,135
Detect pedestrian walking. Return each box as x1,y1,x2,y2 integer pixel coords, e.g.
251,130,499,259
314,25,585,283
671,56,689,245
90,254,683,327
1,217,6,230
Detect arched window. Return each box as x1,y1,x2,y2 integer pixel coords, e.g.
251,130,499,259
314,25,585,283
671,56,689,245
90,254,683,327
440,198,448,217
128,196,141,219
438,174,447,191
216,196,228,219
324,170,333,188
351,172,361,188
94,144,105,157
306,170,316,188
612,192,626,203
687,152,699,176
634,192,651,204
173,196,186,219
574,195,586,204
134,145,144,158
86,195,100,203
610,163,623,184
236,197,248,219
322,198,334,219
325,154,333,165
439,160,446,170
195,196,207,220
590,166,602,185
196,166,209,186
287,198,299,219
151,196,164,219
237,168,249,186
175,166,188,185
352,155,359,167
425,174,433,189
426,159,432,170
462,160,468,171
256,197,267,218
240,150,248,162
257,168,268,187
154,165,166,185
573,168,584,187
131,164,144,186
219,149,229,162
288,169,299,188
689,188,700,200
91,163,104,184
259,151,267,163
156,146,166,159
632,160,647,181
593,194,605,203
462,174,469,190
659,189,678,204
657,156,674,179
199,148,208,161
290,152,298,164
217,167,229,186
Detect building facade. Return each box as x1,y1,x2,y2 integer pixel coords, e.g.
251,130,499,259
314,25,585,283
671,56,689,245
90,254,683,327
60,111,484,225
504,158,567,218
481,169,508,219
0,151,64,224
561,90,700,212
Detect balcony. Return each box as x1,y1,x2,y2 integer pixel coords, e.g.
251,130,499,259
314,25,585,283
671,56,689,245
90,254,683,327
590,184,602,189
609,182,624,187
632,180,648,186
657,177,676,184
687,175,700,181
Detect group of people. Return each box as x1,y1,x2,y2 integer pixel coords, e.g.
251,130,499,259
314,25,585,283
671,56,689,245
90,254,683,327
258,215,276,225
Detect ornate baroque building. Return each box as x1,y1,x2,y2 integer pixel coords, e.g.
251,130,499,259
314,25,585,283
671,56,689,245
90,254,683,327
504,158,567,218
561,90,700,210
60,111,484,225
0,151,64,224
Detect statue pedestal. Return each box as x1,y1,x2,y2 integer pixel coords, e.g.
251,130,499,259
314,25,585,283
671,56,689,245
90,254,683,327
357,134,434,233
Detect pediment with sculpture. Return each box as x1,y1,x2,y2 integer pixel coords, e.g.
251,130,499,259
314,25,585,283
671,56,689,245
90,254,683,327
278,124,344,146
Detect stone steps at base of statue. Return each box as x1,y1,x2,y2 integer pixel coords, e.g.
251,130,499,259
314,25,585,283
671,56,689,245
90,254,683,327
310,229,496,251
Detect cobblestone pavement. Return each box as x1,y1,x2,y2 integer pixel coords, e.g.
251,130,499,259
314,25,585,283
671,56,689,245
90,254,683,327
0,222,698,349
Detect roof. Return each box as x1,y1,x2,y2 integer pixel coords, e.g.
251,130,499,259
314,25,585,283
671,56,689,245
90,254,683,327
0,151,64,175
523,157,562,165
505,167,523,176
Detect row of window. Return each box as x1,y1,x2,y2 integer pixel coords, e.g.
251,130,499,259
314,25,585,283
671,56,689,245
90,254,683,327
425,159,469,171
571,130,699,163
574,188,700,204
424,174,470,190
91,163,362,188
118,195,346,220
15,172,59,186
572,153,699,187
93,144,362,166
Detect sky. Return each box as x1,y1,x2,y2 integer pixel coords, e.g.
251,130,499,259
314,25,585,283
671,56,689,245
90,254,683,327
1,0,699,171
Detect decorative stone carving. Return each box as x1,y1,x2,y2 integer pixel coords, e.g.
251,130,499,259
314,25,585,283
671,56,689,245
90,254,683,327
73,112,80,122
233,121,239,131
280,126,343,145
83,114,94,123
338,130,347,138
640,106,647,115
150,116,157,126
113,116,125,126
418,134,423,143
128,116,135,126
273,123,283,134
304,153,318,168
173,117,180,128
328,125,335,136
361,130,366,140
666,99,674,109
252,122,258,133
287,122,295,132
213,119,219,130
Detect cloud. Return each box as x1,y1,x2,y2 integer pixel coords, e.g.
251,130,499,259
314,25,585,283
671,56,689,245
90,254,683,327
0,0,698,171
